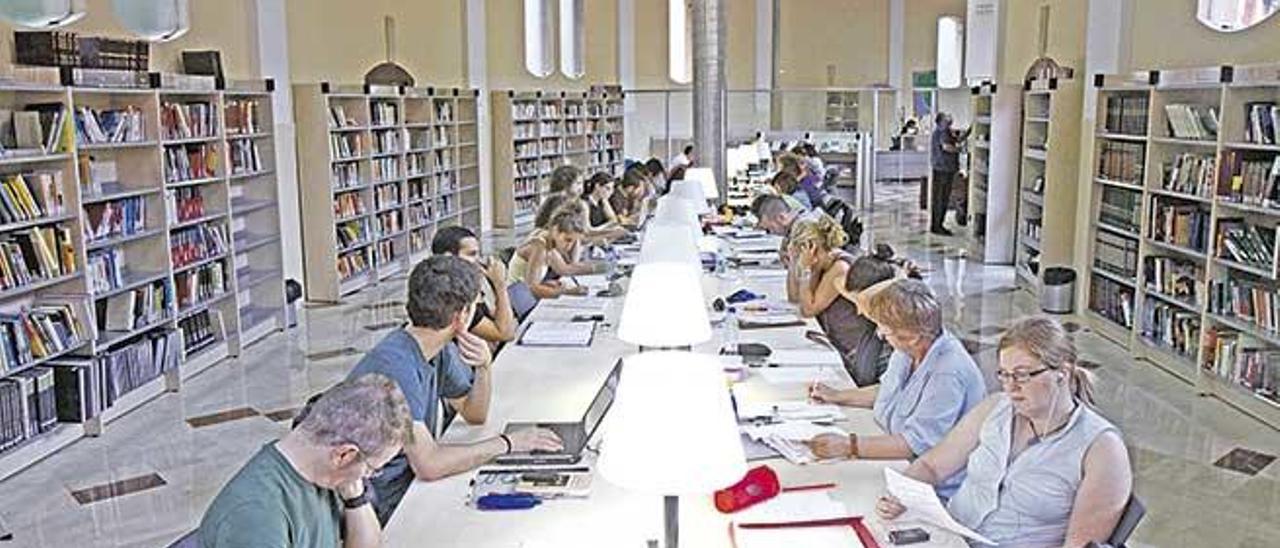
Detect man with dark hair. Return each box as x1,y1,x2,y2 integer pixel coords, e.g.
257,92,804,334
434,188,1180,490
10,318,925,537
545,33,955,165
431,226,517,345
930,112,969,235
346,256,562,523
751,193,801,237
670,143,694,171
199,374,412,548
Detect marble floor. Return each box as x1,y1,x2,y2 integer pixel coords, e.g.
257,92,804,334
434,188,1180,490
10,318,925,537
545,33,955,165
0,182,1277,547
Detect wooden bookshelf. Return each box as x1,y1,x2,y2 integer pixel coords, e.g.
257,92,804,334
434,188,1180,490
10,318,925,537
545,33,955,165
1015,76,1083,292
1081,64,1280,429
294,84,481,302
0,78,286,481
967,82,1021,264
490,88,625,230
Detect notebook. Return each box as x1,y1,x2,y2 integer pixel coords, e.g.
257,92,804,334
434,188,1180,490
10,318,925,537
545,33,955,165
518,321,596,347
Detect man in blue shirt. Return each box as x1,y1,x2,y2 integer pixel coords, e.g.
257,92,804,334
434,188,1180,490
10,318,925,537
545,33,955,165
930,113,969,236
347,255,563,523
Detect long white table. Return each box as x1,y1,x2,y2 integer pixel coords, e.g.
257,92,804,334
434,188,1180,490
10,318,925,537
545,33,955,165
384,245,965,547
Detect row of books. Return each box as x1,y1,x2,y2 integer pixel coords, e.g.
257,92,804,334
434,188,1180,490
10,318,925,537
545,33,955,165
435,101,454,122
372,157,400,182
1203,329,1279,405
1095,231,1139,278
334,193,366,219
0,171,65,226
409,228,430,253
1090,275,1134,328
337,248,371,282
161,102,218,141
170,223,229,269
0,302,89,373
330,133,367,159
1209,278,1280,335
1218,150,1280,207
225,99,262,136
164,144,220,183
1145,256,1201,304
1141,299,1201,358
97,279,170,332
407,153,427,177
229,140,263,175
0,227,77,290
374,184,400,211
1104,94,1149,136
373,128,401,155
179,310,220,357
407,203,435,228
336,219,369,249
375,210,403,237
73,106,145,145
1099,186,1142,232
332,163,361,190
166,187,206,224
175,261,227,310
1164,103,1218,141
83,196,146,244
0,367,56,453
1216,220,1276,269
87,248,128,294
1148,202,1209,252
375,239,398,265
328,104,359,128
0,103,68,156
1244,101,1280,145
371,101,399,127
1162,153,1215,197
98,329,178,408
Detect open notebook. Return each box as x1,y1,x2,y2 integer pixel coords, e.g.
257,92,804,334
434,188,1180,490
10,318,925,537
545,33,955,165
518,321,596,347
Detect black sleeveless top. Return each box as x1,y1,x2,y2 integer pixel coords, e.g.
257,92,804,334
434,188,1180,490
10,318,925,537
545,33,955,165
815,252,889,387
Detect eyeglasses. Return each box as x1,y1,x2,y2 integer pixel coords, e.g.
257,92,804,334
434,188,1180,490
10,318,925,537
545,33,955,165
348,445,388,479
995,367,1052,385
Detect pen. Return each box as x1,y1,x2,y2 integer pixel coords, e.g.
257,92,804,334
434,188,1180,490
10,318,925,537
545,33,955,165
477,466,591,475
781,482,837,493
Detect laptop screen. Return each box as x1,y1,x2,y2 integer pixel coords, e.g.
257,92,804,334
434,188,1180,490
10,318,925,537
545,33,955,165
580,359,623,440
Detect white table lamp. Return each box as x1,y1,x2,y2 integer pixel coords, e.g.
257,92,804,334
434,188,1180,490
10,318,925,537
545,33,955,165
637,223,701,269
684,167,719,200
651,195,702,241
599,351,747,548
726,146,748,176
669,179,711,215
617,262,710,349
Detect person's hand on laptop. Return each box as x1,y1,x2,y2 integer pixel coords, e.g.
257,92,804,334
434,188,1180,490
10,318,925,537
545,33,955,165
457,330,493,369
507,427,564,453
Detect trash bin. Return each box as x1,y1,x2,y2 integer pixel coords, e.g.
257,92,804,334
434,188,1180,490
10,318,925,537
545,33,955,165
285,279,302,328
1040,267,1076,314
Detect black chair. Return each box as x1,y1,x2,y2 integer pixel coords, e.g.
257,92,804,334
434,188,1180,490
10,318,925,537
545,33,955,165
1107,495,1146,547
167,530,201,548
507,281,538,323
821,197,863,249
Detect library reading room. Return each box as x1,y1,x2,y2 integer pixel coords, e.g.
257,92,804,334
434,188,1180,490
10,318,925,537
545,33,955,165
0,1,1278,547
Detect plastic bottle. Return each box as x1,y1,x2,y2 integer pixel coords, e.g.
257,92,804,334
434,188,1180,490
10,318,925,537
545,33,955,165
723,306,740,354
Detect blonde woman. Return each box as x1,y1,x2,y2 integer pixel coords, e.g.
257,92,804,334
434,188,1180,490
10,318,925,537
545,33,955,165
507,210,592,299
805,278,986,499
875,317,1132,548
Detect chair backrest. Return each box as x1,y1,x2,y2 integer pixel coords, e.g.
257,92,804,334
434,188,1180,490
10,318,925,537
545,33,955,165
507,281,538,322
1107,495,1145,547
167,530,201,548
821,198,863,250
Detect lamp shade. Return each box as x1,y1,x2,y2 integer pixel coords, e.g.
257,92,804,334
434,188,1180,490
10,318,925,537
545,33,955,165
617,262,710,347
684,167,719,200
726,146,748,176
669,179,711,215
599,351,747,495
651,195,701,239
638,223,700,269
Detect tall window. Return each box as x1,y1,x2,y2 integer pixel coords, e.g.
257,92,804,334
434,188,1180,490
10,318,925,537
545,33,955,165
669,0,691,84
112,0,190,42
936,16,964,89
559,0,584,79
0,0,86,28
524,0,554,78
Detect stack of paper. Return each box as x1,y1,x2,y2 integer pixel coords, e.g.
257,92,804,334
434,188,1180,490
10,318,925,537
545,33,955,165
738,401,844,422
519,321,595,347
538,296,610,313
738,313,805,329
732,492,857,548
768,350,842,368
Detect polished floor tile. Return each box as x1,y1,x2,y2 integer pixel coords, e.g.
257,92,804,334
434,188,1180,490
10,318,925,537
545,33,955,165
1214,448,1277,476
69,474,167,506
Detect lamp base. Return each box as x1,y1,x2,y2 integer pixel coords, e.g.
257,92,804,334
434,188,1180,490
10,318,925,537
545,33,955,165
664,495,678,548
638,345,694,353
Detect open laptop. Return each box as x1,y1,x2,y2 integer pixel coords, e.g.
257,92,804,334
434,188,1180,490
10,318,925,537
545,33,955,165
495,358,623,465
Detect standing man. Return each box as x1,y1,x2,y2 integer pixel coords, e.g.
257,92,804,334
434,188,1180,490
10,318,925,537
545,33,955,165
347,255,562,524
198,374,412,548
929,112,967,236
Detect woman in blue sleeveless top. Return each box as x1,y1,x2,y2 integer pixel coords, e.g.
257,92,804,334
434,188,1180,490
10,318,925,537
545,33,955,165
877,317,1133,547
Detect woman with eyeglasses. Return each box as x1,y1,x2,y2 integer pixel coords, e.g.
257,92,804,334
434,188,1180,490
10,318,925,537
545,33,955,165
875,317,1132,548
806,278,986,499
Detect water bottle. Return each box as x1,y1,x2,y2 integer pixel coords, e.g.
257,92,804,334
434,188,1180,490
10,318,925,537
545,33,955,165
714,252,728,276
723,306,740,354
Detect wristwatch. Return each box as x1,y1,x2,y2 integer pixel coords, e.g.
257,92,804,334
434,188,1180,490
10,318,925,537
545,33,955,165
342,478,375,510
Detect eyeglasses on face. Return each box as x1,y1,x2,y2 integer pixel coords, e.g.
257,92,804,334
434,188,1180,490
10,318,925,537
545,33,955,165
995,367,1052,385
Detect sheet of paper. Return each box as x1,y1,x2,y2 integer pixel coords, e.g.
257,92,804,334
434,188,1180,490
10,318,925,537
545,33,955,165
733,526,860,548
735,490,850,523
520,321,595,347
734,251,782,264
739,313,805,328
757,367,844,385
571,274,609,288
741,268,788,281
884,468,996,545
769,350,843,367
737,401,843,422
732,240,784,254
742,421,844,442
537,295,610,313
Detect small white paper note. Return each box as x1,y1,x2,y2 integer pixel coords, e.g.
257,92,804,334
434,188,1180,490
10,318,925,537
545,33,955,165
883,468,995,545
768,350,843,368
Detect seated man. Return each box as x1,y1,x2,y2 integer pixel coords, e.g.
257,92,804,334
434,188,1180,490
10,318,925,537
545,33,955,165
431,226,517,346
198,374,412,548
348,256,563,523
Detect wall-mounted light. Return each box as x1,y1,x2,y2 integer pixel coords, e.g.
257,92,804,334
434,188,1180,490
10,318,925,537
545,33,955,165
0,0,86,29
112,0,190,42
669,0,691,84
936,16,965,89
523,0,554,78
558,0,584,79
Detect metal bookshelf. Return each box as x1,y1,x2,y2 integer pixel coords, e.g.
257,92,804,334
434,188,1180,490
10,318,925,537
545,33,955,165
1082,65,1280,430
1015,75,1082,292
490,88,625,230
0,78,287,482
967,82,1021,265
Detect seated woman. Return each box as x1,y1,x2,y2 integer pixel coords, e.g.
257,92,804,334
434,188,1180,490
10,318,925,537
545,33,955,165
535,166,627,244
805,278,986,499
875,317,1132,548
787,216,897,386
506,210,592,299
610,166,650,227
584,172,621,230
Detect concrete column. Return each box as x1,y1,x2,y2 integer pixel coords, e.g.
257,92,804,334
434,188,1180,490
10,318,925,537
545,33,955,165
465,0,494,230
753,0,772,133
252,0,303,283
692,0,726,196
889,0,906,116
